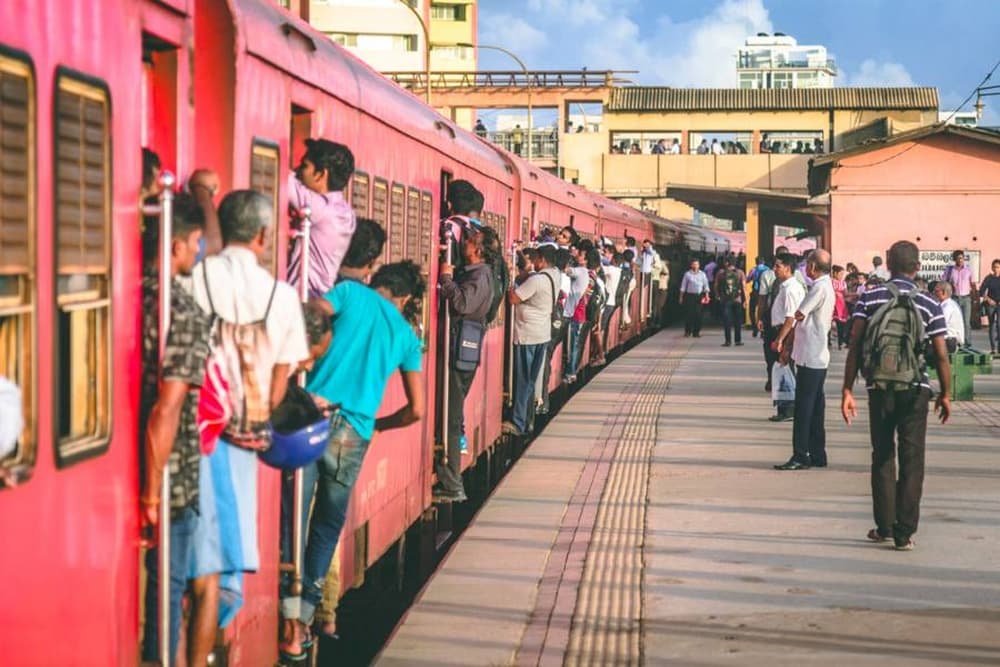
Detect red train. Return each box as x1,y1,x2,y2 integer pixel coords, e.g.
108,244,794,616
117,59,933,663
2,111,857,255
0,1,713,664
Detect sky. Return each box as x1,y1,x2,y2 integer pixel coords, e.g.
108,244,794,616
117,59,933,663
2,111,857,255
476,0,1000,125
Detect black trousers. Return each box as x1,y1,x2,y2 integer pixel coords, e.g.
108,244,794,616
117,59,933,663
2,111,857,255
720,300,744,343
762,323,778,383
792,366,827,465
868,387,930,540
748,293,759,336
682,293,703,335
435,365,476,494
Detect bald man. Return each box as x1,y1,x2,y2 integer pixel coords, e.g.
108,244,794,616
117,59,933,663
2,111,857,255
775,248,835,470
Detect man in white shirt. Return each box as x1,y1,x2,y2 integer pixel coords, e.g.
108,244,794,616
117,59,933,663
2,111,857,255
774,249,835,470
767,253,805,421
186,190,309,624
600,252,623,349
679,258,710,337
934,280,965,349
711,139,724,155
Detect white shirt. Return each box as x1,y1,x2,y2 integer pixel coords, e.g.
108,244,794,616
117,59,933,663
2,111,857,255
513,271,555,345
770,277,806,329
669,142,680,154
873,266,891,281
941,297,965,344
603,264,622,307
758,268,776,296
792,274,835,369
711,142,723,155
563,266,590,318
187,246,309,368
639,248,659,274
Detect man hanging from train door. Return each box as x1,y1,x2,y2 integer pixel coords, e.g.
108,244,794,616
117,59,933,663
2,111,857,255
287,139,357,298
138,193,213,666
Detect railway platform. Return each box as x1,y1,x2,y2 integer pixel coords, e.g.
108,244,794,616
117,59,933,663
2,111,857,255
377,328,1000,666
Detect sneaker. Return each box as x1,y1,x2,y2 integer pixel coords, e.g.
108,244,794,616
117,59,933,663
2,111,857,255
459,434,468,454
768,414,794,422
735,341,744,346
721,342,732,347
866,528,890,543
894,538,915,551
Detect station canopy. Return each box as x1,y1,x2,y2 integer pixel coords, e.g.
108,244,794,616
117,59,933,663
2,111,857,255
664,183,828,235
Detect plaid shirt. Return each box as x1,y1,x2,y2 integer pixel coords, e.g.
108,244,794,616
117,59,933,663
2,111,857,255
141,272,212,515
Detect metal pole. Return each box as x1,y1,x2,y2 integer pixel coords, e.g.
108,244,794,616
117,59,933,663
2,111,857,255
156,171,176,667
292,206,312,597
439,225,453,458
399,0,431,105
506,243,516,406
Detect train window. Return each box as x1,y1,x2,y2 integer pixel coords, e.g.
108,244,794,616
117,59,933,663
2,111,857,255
53,72,112,467
419,191,433,339
372,178,388,264
0,52,36,483
250,139,280,273
389,182,405,263
351,171,369,217
439,170,452,219
405,187,420,264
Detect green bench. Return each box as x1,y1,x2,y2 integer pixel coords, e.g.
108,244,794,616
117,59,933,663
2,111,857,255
930,349,994,401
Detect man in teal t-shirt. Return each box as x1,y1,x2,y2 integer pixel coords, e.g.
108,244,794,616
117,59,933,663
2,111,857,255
283,260,426,649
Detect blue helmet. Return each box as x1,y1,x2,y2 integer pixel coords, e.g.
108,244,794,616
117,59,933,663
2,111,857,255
259,384,330,470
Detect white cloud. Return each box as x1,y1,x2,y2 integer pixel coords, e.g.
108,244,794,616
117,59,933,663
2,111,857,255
480,0,773,87
846,59,915,87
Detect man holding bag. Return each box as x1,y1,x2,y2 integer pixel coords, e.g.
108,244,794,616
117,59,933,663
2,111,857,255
767,254,804,422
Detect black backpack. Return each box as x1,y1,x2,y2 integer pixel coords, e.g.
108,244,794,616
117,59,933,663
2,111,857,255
585,272,607,325
862,282,925,390
540,271,564,339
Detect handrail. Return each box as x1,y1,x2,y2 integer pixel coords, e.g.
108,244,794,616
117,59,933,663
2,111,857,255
384,69,637,89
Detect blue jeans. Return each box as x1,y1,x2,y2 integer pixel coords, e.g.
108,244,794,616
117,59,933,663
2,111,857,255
143,507,199,664
512,343,547,433
297,413,368,624
566,321,590,379
988,305,1000,351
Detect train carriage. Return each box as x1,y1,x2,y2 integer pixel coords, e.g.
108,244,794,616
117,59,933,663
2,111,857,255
0,1,721,664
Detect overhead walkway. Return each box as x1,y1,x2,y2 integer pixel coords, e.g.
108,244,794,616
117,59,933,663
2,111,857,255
378,329,1000,666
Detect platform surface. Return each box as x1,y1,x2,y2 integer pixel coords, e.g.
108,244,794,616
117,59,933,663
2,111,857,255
377,328,1000,666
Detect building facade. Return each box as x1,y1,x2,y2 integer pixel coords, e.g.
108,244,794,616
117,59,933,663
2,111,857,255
737,33,837,89
305,0,477,76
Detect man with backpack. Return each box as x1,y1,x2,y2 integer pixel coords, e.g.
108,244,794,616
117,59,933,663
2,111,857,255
435,228,494,502
714,257,746,347
773,249,834,470
747,256,769,338
186,190,310,647
842,241,951,551
504,247,557,436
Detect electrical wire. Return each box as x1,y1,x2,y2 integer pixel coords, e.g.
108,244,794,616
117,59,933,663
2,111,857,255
838,57,1000,169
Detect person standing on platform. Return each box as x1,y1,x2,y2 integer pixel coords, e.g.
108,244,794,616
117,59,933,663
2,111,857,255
287,139,357,298
979,259,1000,354
942,250,976,346
774,249,834,470
766,254,804,422
842,240,951,551
933,281,965,351
504,248,555,436
832,265,850,350
747,256,769,339
714,256,746,347
871,255,890,282
679,258,710,338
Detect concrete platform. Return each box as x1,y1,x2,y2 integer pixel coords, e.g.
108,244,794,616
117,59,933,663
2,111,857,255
377,328,1000,666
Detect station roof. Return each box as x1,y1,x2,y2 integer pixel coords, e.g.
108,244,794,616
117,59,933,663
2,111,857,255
810,122,1000,166
607,87,939,113
664,183,828,231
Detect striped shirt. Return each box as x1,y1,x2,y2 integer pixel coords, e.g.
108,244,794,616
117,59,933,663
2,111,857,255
853,277,947,388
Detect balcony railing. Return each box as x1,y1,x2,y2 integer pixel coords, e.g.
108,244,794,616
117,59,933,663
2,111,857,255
384,69,637,90
483,130,559,160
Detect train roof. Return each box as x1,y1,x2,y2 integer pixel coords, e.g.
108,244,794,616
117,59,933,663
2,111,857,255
232,0,512,183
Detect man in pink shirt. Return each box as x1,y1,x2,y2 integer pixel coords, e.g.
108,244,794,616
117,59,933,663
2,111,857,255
287,139,357,297
943,249,976,345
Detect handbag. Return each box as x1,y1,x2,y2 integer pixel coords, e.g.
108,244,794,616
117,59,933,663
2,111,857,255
453,318,485,372
700,292,711,306
771,363,796,403
540,271,564,339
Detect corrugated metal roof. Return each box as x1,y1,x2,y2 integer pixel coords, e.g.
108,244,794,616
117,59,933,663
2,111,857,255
608,87,939,112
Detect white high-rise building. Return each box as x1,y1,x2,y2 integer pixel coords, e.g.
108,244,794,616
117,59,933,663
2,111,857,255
737,33,837,89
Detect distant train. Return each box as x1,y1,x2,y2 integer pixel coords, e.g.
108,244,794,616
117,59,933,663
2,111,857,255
0,0,726,663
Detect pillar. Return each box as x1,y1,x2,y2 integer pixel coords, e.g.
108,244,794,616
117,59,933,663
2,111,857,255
744,200,760,325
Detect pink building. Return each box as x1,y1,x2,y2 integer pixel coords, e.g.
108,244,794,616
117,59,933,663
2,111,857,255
810,124,1000,281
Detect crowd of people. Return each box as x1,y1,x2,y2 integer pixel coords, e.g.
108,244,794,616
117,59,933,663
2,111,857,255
134,136,688,664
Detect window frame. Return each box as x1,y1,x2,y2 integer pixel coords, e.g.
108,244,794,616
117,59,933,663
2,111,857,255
0,46,37,486
249,138,281,274
372,177,389,265
389,182,406,263
350,170,370,218
51,67,114,469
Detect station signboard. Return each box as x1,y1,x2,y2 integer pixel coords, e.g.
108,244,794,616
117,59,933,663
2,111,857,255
917,249,981,284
